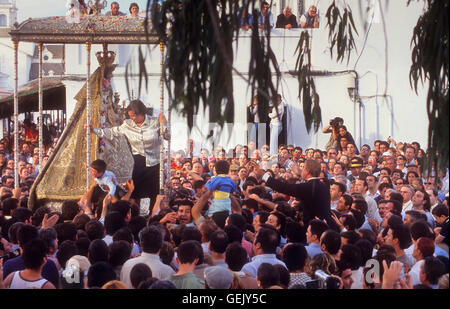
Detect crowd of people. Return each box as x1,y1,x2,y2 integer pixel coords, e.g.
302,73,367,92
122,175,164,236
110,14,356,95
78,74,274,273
71,1,320,30
239,2,320,31
68,1,145,18
0,111,448,290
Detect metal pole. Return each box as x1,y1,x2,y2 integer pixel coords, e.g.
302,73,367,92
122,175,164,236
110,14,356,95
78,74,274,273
86,42,92,190
13,40,19,189
165,53,171,193
38,43,43,167
159,42,165,194
359,102,362,149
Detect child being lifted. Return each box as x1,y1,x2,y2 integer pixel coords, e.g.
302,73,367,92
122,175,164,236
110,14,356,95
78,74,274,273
205,160,237,217
81,159,133,218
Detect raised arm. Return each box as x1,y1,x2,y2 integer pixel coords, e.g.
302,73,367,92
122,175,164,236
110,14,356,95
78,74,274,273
159,113,171,141
91,124,124,141
188,171,204,182
266,177,304,200
230,194,242,215
151,194,167,217
252,161,303,200
120,179,135,201
192,190,213,222
249,194,276,211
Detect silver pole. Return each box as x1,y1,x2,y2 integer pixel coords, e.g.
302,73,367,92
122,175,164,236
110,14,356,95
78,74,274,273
159,42,165,194
86,42,92,190
38,43,43,166
13,40,19,189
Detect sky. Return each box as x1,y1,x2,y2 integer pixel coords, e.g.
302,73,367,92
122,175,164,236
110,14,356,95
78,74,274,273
16,0,154,22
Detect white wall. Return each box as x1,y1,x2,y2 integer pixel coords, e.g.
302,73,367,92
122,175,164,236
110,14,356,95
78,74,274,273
61,0,429,152
0,39,33,90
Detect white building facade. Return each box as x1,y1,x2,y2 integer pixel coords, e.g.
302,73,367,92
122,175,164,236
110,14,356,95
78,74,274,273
6,0,431,153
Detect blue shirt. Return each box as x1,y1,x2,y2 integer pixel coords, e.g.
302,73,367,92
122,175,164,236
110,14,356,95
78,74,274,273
305,243,323,259
206,175,237,194
258,11,274,28
239,13,253,27
435,244,449,259
241,254,287,278
330,200,337,210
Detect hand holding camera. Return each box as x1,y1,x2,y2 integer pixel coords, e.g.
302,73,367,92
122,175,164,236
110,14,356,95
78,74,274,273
329,117,344,130
305,270,341,289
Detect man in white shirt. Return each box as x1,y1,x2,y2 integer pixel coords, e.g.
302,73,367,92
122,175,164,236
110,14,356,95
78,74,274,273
354,179,382,223
366,175,379,200
268,95,284,155
120,226,174,288
400,185,414,212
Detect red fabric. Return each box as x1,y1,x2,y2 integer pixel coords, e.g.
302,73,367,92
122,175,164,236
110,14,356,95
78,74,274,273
25,128,37,141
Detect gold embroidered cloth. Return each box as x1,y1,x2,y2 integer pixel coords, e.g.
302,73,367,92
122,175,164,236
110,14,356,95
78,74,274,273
28,66,133,209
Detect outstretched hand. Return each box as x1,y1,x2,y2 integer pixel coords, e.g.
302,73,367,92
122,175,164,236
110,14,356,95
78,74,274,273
331,212,344,231
126,179,135,192
158,113,167,126
399,273,413,290
382,260,402,289
248,193,261,202
250,161,265,178
42,213,59,229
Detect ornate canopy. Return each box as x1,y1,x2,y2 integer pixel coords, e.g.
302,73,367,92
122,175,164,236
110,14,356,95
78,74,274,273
9,15,159,44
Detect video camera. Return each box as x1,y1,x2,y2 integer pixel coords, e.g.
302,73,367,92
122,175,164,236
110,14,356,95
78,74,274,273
305,270,340,289
329,117,344,130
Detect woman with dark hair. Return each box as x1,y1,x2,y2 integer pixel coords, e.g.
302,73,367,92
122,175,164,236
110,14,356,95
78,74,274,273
78,0,89,15
406,171,420,185
336,126,358,154
89,100,169,208
129,2,139,17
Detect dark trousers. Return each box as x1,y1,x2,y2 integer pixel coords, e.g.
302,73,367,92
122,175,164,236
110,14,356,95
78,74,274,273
131,155,160,209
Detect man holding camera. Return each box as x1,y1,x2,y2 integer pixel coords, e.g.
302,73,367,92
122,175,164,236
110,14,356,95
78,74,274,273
323,117,344,151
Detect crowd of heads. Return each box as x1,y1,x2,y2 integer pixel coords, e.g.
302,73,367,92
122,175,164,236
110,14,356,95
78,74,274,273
0,116,448,289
